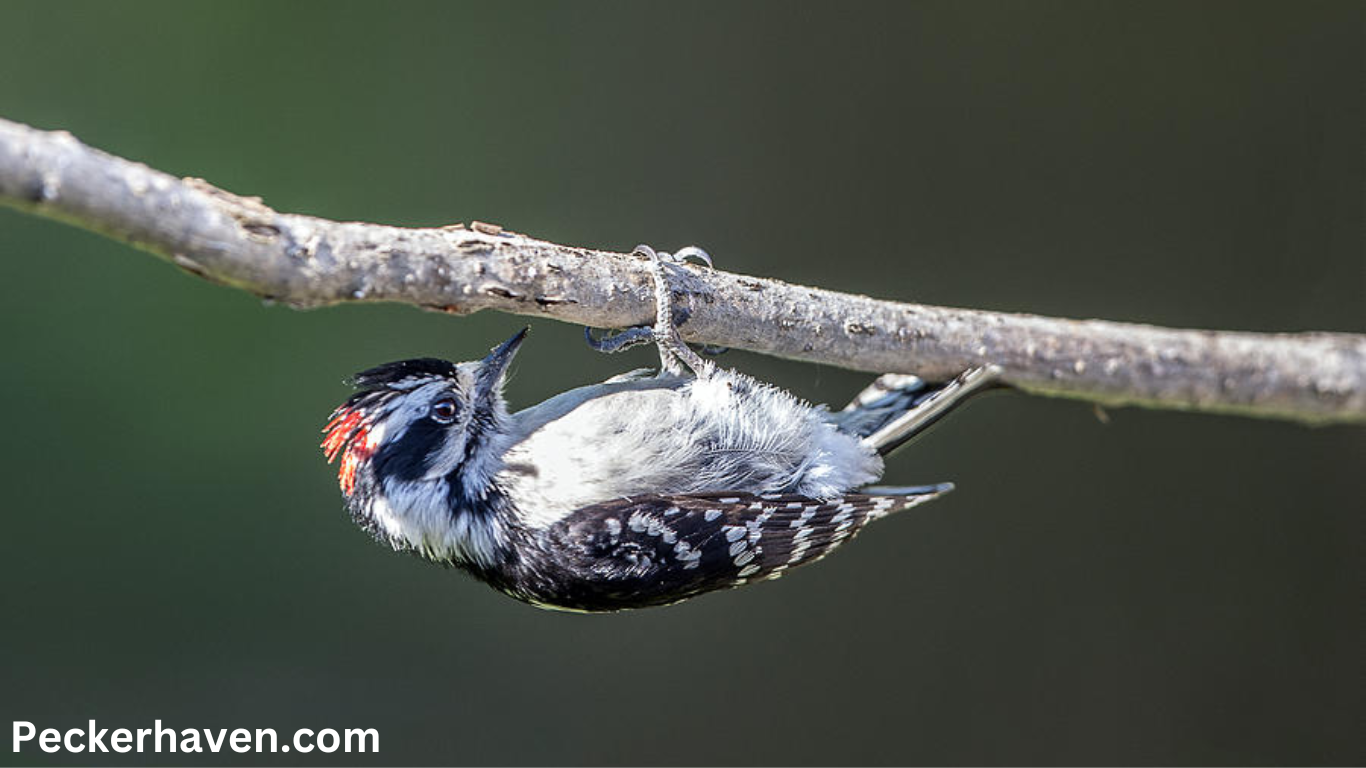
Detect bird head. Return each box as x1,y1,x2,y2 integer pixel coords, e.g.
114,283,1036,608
321,328,527,564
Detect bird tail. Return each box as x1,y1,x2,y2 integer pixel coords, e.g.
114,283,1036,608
834,366,1002,456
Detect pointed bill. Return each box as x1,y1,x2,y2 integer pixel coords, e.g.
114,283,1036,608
476,327,528,400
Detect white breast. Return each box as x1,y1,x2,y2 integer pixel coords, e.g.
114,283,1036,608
497,370,882,528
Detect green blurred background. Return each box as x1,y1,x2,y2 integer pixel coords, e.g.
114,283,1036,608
0,1,1361,765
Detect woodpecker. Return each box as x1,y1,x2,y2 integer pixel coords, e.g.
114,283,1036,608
322,246,997,612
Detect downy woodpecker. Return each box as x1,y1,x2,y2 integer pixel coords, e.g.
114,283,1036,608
322,246,996,611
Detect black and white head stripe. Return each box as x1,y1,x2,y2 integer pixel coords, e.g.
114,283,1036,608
502,488,951,612
329,358,461,430
352,358,460,391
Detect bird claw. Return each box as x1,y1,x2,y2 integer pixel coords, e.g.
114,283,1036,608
584,325,656,354
584,302,698,355
581,244,717,377
633,243,713,270
664,245,713,269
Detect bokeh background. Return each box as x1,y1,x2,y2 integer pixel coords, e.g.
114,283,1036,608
0,2,1361,765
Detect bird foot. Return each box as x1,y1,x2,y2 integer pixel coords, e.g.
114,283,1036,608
583,244,719,377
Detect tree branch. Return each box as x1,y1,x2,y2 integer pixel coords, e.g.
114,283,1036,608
1,117,1361,425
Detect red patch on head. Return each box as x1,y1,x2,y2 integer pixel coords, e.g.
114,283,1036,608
322,407,376,496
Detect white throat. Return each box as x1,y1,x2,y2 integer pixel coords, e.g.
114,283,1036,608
366,477,505,567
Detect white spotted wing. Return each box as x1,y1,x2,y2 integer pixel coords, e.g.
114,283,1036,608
538,489,950,610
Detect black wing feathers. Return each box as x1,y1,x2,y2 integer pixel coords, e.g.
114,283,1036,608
533,490,947,611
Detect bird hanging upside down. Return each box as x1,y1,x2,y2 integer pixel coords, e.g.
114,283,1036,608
323,246,998,611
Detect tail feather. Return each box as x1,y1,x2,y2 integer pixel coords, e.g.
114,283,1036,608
861,482,956,496
831,374,933,443
835,366,1003,456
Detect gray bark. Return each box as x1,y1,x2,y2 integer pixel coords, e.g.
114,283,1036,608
0,117,1361,425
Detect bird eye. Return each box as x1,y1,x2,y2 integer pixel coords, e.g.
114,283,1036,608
429,397,458,424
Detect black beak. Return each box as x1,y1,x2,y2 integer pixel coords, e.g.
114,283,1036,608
476,327,528,399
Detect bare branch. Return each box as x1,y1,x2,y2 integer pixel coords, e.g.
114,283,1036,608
0,117,1361,425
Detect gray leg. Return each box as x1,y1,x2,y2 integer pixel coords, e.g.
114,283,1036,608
582,244,715,378
637,245,714,377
